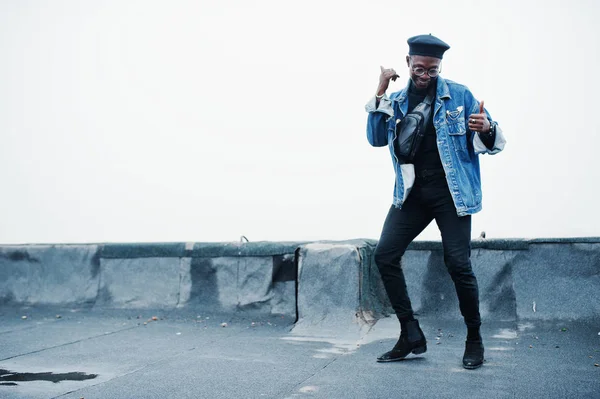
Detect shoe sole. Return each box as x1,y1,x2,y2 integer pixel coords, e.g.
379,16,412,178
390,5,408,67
376,345,427,362
463,360,484,370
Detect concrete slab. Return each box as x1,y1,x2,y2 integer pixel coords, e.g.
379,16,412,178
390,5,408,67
0,245,99,306
98,258,182,308
294,243,363,336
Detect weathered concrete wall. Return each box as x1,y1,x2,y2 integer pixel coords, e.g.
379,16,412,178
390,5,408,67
294,243,362,336
292,238,600,334
0,239,599,327
513,241,600,320
360,238,600,323
0,245,100,306
0,242,301,317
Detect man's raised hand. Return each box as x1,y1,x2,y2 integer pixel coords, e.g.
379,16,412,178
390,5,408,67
377,66,399,97
468,100,491,133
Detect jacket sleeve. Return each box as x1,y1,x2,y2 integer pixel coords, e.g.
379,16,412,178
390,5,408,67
365,94,394,147
473,124,506,155
465,94,506,155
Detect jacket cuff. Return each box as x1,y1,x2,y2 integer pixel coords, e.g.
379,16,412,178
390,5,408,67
365,94,394,118
473,124,506,155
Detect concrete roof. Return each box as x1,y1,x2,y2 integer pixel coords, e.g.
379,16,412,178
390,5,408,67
0,239,599,398
0,308,598,399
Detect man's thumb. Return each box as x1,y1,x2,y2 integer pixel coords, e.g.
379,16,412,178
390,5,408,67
479,100,485,114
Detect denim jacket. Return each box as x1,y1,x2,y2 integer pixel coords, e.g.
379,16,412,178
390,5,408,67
365,76,506,216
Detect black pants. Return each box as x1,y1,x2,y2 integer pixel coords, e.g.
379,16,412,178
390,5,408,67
374,174,481,328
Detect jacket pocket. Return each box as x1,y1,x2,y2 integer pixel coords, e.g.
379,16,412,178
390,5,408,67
447,117,470,161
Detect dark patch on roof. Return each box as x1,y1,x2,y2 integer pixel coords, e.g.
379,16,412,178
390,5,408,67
272,254,296,283
0,368,97,385
0,250,40,263
90,247,101,278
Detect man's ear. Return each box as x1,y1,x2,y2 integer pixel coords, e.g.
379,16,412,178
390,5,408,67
406,55,410,66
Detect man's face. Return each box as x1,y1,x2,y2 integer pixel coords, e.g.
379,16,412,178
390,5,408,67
406,55,442,90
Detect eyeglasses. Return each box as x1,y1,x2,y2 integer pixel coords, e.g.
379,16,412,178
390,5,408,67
410,63,441,78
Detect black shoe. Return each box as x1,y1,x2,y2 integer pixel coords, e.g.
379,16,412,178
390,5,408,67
463,340,484,369
377,320,427,362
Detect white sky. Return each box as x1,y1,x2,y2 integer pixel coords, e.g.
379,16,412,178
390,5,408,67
1,0,599,244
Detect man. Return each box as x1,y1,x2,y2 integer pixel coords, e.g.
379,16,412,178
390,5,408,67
364,34,505,369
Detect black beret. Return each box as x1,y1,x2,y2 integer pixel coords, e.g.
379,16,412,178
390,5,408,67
407,34,450,59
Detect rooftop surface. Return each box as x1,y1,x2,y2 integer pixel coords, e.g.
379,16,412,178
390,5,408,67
1,307,599,399
0,239,599,398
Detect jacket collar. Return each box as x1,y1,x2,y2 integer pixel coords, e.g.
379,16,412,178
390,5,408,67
437,76,451,100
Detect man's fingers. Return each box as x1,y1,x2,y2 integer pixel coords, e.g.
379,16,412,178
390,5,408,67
380,65,385,73
479,100,485,114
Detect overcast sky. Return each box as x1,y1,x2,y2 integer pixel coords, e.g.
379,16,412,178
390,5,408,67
1,0,598,244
